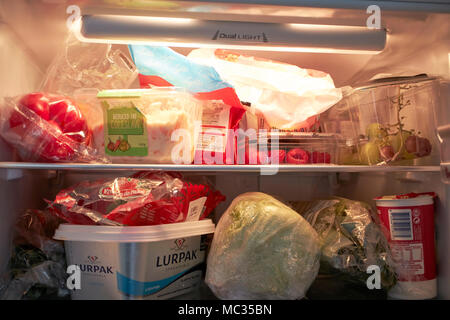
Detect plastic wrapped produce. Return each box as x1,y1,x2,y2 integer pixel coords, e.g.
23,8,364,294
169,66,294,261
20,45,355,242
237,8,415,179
205,192,321,300
0,92,106,163
47,171,225,226
0,210,68,300
41,33,137,96
290,198,397,296
320,75,440,166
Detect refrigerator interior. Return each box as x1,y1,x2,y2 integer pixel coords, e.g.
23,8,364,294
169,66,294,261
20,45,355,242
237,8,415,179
0,0,449,299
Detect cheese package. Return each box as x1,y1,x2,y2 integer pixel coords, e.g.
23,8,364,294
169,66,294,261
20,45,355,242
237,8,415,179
95,89,202,164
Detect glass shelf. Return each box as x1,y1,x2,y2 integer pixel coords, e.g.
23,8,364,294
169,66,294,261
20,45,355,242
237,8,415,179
0,162,441,173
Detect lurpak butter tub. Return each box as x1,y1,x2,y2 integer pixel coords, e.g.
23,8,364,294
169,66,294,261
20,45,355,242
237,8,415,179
54,220,215,300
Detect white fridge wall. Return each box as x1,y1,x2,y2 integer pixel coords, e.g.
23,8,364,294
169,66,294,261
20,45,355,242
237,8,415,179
0,22,47,275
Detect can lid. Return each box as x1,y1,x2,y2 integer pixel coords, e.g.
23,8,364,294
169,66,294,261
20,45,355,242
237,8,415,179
374,192,435,207
53,219,215,243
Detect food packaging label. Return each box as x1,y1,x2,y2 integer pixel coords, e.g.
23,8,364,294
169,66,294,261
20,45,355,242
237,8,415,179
102,100,148,157
375,193,437,299
65,235,207,300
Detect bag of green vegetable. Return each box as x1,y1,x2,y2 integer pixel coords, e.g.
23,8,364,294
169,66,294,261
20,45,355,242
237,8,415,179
290,198,397,297
0,209,69,300
205,192,321,300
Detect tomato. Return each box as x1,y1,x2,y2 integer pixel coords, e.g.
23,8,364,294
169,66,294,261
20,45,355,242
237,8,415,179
286,148,310,164
324,152,331,164
311,151,324,163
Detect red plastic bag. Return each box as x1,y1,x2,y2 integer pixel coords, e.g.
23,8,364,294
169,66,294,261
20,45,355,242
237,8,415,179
0,92,106,163
47,171,225,226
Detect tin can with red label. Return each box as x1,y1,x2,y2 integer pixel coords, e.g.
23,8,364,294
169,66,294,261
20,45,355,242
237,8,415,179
375,192,436,300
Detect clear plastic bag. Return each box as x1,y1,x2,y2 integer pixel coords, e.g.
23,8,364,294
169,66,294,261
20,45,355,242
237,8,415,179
41,33,137,96
291,198,397,293
47,171,225,226
205,192,321,300
0,92,107,163
0,210,69,300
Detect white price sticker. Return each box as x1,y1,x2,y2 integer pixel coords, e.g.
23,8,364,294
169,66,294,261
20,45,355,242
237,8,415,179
186,197,207,221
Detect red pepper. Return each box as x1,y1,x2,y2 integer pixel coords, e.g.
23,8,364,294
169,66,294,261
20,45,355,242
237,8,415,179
8,92,91,162
9,93,50,128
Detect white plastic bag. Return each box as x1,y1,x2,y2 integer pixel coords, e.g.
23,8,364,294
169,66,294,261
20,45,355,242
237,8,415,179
205,192,321,300
188,49,342,130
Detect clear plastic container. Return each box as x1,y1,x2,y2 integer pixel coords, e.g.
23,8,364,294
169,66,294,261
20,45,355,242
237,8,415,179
96,88,202,164
321,75,441,166
254,132,338,165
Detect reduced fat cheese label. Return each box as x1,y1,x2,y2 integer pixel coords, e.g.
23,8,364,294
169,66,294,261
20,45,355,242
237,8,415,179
102,100,148,157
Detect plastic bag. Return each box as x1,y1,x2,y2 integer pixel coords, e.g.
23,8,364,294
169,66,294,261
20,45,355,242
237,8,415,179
0,92,106,163
187,48,342,131
47,171,225,226
41,33,137,96
291,198,397,294
0,210,69,300
205,192,321,300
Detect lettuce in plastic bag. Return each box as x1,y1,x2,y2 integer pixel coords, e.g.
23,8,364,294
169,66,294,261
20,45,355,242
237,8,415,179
292,198,397,292
205,192,321,300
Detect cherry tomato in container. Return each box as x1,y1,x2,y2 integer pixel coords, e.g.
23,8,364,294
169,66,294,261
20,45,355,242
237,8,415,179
286,148,310,164
257,149,270,164
311,151,324,163
324,152,331,164
269,149,286,164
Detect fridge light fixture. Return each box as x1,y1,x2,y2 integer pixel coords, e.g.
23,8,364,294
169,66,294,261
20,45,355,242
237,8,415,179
73,14,387,54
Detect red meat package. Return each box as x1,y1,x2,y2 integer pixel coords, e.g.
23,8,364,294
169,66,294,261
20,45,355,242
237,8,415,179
47,171,225,226
0,92,106,163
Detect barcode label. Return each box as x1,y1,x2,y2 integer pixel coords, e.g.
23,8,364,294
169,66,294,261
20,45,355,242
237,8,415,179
389,209,413,240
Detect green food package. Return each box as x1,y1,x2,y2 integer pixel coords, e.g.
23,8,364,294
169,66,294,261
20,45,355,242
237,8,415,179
205,192,321,300
291,198,397,293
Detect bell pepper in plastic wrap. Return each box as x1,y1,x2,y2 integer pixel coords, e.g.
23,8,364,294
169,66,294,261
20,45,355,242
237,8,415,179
0,92,105,163
47,171,225,226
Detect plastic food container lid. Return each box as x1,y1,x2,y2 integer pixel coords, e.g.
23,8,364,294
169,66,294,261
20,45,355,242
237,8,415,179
356,74,438,91
97,88,190,99
54,219,215,243
374,192,435,207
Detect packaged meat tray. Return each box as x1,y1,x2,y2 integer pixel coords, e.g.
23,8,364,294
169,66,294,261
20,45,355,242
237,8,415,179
95,88,202,164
